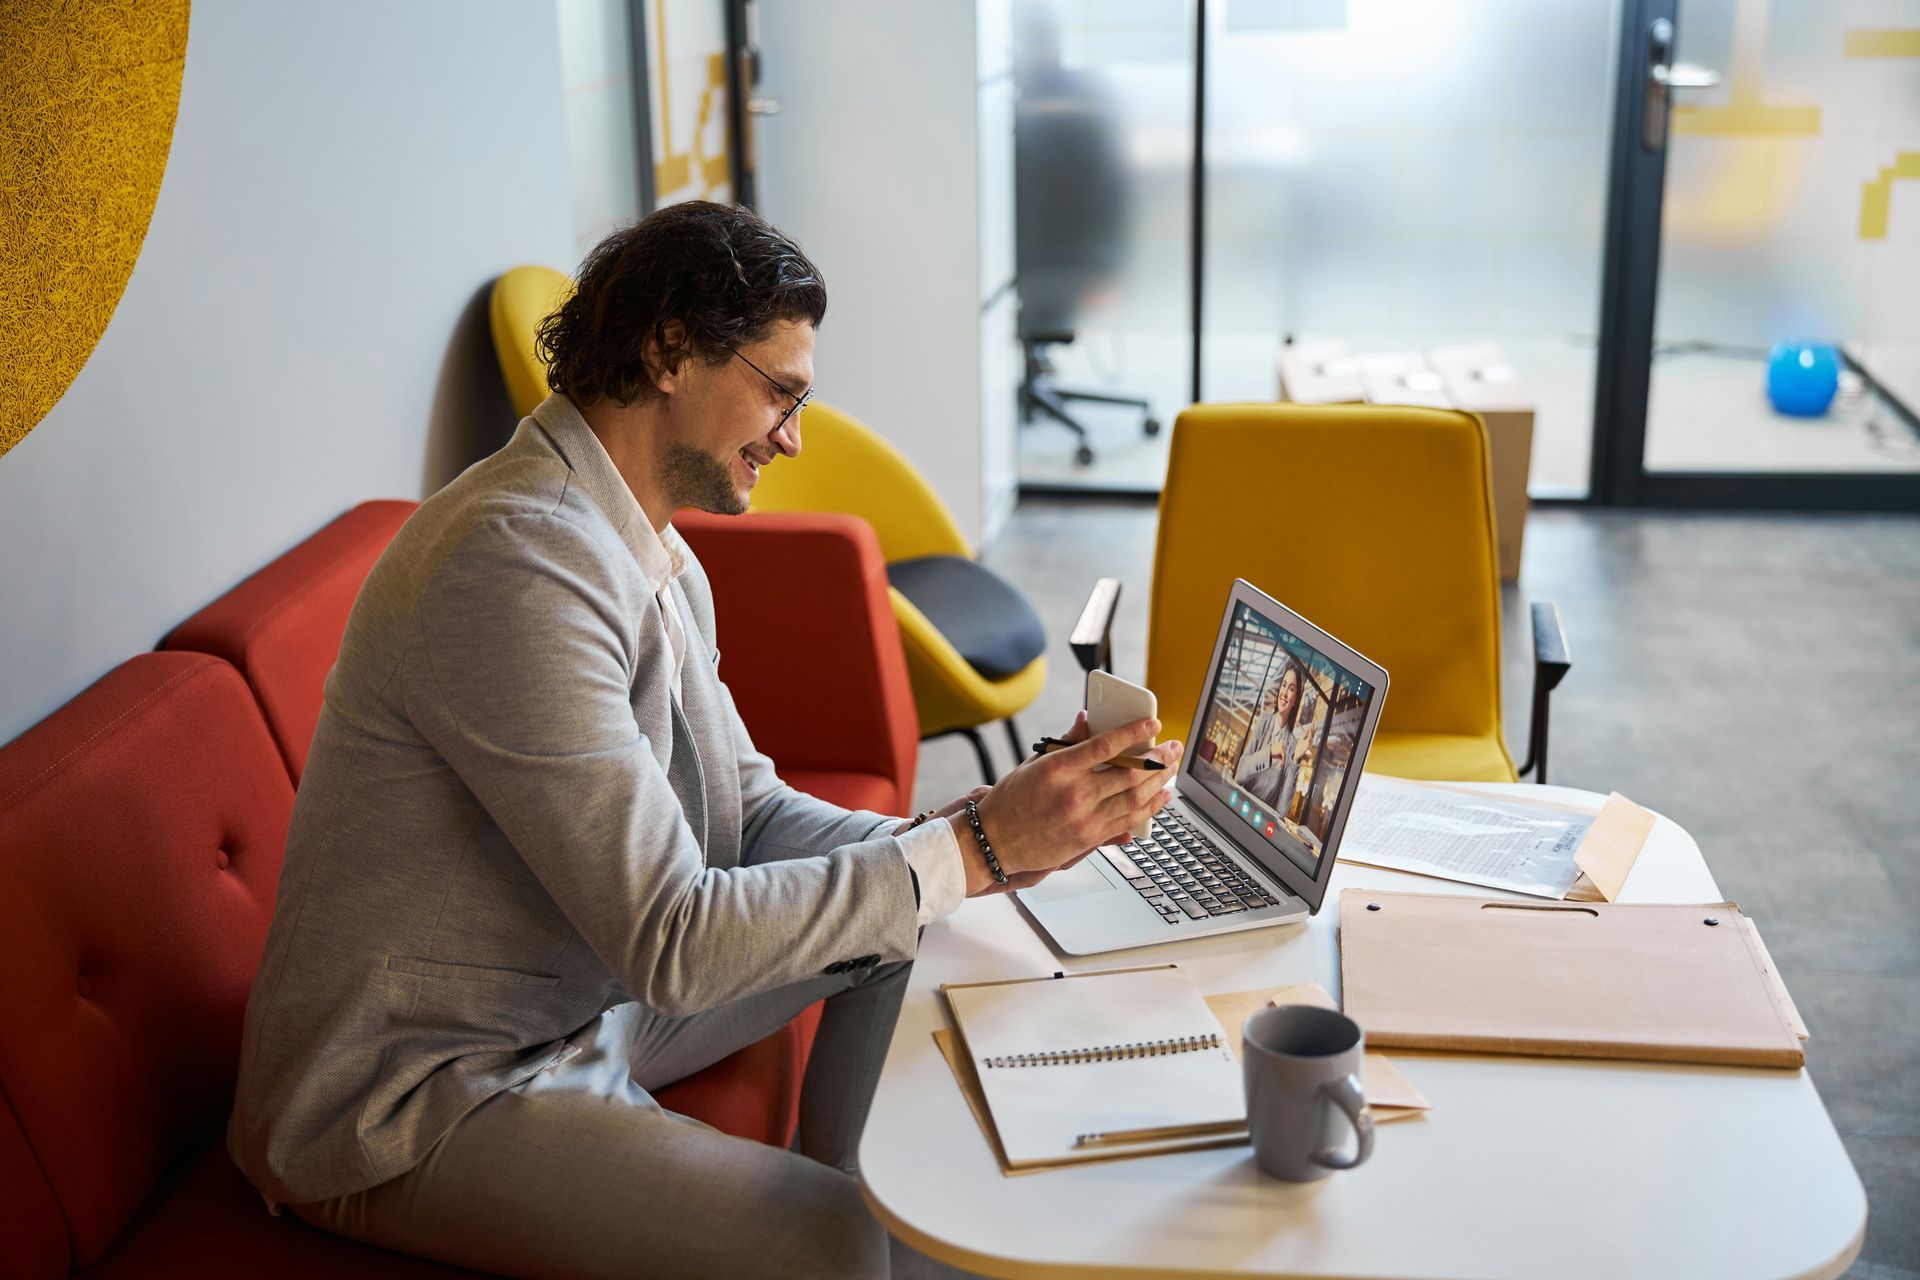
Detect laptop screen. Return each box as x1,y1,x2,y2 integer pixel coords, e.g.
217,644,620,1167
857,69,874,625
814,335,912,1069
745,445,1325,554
1184,599,1379,879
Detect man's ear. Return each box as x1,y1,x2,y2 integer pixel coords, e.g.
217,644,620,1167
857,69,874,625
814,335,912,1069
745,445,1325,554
646,320,691,397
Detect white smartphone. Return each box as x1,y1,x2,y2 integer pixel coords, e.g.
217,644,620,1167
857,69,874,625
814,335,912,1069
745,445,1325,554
1085,669,1159,842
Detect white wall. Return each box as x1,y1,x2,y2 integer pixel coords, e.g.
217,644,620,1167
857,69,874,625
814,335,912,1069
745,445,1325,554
754,0,1007,547
0,0,576,745
557,0,647,251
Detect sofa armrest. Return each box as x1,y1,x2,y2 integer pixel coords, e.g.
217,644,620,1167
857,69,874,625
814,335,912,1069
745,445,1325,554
1515,599,1571,784
674,510,918,813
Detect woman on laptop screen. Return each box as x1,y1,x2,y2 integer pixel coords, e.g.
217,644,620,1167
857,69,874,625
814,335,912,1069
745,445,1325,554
1191,603,1375,868
1233,662,1309,814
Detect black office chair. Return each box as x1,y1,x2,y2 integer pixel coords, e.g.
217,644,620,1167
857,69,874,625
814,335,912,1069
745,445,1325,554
1014,57,1158,466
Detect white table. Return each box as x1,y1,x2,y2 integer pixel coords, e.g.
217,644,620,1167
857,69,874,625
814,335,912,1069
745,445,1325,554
859,785,1867,1280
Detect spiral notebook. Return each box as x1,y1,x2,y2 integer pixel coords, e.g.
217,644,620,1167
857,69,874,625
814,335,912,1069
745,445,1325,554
940,964,1246,1169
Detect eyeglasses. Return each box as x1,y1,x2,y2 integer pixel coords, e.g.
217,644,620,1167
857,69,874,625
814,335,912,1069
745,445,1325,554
727,346,814,435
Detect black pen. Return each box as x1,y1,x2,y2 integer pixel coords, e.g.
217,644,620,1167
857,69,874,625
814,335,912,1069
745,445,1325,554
1028,738,1165,771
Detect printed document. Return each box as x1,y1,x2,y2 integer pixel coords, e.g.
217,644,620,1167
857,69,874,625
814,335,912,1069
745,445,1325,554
1337,776,1596,898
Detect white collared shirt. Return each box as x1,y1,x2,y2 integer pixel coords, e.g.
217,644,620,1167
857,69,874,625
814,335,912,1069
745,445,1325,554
581,427,964,926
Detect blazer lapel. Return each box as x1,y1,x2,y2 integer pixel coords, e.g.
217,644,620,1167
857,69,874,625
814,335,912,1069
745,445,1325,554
666,697,708,856
671,576,744,871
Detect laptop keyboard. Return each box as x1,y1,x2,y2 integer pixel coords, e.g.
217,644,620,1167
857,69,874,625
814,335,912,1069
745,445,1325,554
1101,808,1283,925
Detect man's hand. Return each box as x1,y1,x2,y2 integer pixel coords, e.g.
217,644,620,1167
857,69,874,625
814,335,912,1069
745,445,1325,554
962,715,1182,897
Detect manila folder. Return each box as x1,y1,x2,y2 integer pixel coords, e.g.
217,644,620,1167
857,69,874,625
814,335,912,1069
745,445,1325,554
1338,889,1804,1068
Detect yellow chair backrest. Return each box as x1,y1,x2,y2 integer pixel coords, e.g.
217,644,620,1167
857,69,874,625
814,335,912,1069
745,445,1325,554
1147,403,1504,746
490,264,572,418
750,401,970,563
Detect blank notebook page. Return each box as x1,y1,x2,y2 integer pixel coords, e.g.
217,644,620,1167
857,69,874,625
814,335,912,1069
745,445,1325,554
943,966,1245,1168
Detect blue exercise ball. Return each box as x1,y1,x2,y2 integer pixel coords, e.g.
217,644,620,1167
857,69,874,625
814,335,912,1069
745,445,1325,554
1766,343,1840,417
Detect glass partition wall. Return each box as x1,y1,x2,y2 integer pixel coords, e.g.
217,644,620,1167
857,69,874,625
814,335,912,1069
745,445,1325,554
1017,0,1621,496
1200,0,1621,498
961,0,1919,506
1641,0,1920,480
1013,0,1197,491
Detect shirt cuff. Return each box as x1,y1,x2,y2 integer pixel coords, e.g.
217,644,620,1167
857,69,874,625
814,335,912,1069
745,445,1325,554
899,817,967,927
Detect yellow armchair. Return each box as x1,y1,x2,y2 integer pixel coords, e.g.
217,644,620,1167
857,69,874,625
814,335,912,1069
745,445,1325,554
489,265,573,417
1080,402,1568,784
751,402,1047,780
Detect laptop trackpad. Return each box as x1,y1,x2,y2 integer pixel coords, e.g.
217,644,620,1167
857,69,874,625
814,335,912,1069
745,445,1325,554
1020,856,1121,905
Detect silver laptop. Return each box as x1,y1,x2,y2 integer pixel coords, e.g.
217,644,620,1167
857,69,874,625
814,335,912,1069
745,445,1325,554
1016,579,1390,956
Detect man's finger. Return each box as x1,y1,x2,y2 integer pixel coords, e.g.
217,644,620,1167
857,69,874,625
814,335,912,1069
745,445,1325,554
1064,716,1160,766
1107,774,1176,825
1120,742,1182,800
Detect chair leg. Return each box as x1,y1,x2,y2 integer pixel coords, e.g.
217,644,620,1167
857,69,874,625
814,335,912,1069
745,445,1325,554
961,727,997,786
1054,386,1152,411
1025,382,1086,434
1003,716,1027,767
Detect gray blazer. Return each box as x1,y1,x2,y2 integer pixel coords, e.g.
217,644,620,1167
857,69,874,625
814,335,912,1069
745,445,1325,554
228,395,919,1206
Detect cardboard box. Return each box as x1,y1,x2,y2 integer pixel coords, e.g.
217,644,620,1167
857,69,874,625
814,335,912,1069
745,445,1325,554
1430,345,1533,582
1276,340,1535,580
1275,340,1364,404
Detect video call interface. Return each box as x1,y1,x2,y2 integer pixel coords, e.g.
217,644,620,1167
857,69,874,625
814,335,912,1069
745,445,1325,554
1188,602,1376,876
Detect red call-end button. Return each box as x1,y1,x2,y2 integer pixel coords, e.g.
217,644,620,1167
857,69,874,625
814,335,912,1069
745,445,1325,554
1264,821,1277,837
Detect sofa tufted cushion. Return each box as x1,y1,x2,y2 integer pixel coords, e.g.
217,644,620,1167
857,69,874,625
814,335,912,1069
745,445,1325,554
0,652,293,1268
162,499,417,781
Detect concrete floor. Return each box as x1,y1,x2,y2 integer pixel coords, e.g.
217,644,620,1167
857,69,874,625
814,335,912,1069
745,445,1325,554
896,500,1919,1280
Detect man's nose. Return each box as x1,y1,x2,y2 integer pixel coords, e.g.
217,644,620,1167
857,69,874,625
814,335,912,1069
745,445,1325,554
771,418,801,458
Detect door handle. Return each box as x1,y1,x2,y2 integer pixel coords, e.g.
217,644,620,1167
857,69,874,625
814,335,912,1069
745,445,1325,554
1651,62,1720,89
1642,17,1720,153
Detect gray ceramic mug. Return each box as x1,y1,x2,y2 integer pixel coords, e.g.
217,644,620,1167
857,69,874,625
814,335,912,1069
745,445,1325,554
1241,1004,1375,1181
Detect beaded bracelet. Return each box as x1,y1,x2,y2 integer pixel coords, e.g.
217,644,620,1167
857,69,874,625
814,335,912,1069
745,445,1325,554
963,798,1010,886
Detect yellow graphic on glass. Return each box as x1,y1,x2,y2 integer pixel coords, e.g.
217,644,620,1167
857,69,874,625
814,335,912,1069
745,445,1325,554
1672,0,1818,137
1860,154,1920,241
1842,29,1920,58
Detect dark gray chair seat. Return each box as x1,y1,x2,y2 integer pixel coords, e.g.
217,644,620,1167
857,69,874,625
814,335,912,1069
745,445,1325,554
886,556,1046,680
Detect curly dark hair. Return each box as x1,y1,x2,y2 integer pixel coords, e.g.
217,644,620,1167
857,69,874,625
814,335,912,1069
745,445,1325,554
536,201,826,407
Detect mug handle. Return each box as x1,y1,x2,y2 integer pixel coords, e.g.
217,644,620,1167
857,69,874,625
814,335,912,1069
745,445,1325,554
1313,1073,1375,1170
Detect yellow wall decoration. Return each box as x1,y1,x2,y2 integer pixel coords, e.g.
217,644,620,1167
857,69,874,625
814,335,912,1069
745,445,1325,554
647,0,731,206
0,0,190,460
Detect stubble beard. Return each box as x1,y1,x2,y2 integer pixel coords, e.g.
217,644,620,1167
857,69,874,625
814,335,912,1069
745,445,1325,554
661,441,747,516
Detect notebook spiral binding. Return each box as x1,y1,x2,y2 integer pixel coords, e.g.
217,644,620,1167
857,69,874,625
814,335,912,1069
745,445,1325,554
983,1032,1222,1069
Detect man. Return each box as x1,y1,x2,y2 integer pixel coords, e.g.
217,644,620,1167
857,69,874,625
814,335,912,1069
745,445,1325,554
228,200,1180,1278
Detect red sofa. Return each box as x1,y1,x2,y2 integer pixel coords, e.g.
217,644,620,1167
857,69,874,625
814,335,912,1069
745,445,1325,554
0,503,917,1277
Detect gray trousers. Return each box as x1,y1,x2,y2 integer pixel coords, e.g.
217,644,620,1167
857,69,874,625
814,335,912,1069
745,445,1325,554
293,958,912,1280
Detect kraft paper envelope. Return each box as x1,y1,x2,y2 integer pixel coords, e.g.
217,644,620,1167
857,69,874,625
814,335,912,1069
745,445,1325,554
1426,783,1656,902
1565,792,1658,902
1339,889,1807,1068
1203,982,1430,1116
935,982,1428,1176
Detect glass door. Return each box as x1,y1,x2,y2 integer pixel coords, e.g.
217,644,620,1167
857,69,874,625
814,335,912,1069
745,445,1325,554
1593,0,1920,508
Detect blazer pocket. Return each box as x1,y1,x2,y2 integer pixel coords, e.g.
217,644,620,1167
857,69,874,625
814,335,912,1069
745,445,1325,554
386,956,562,987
